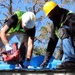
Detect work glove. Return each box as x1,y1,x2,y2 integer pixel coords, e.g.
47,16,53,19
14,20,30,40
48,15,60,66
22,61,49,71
5,44,12,52
40,61,48,68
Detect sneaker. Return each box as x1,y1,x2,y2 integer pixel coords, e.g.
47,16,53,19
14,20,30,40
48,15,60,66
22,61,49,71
56,61,75,69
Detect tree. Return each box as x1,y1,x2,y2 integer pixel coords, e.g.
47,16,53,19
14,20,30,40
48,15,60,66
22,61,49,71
0,0,22,27
0,0,75,56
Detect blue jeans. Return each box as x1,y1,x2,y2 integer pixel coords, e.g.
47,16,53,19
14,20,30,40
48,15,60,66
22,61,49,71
62,37,75,62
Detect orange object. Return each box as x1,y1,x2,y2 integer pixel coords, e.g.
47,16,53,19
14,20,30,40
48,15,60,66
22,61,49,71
2,42,20,62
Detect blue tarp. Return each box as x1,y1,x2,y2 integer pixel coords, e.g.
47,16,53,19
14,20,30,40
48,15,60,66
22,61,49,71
0,55,62,70
23,55,62,69
0,61,15,70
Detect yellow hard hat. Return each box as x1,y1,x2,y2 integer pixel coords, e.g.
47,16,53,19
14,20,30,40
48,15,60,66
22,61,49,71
43,1,58,16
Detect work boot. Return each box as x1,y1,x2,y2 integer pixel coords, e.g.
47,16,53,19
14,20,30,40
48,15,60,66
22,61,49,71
56,61,75,69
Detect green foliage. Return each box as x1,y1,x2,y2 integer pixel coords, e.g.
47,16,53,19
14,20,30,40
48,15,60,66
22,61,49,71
33,46,46,55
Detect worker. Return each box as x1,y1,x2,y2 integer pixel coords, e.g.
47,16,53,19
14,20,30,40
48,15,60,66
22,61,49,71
40,1,75,69
0,10,36,68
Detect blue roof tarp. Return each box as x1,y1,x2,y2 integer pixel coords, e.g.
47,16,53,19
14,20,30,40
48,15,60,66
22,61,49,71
23,55,62,70
0,55,62,70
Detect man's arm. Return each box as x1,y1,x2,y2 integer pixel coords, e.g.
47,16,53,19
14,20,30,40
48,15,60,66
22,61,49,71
26,36,34,60
0,25,9,45
0,14,18,51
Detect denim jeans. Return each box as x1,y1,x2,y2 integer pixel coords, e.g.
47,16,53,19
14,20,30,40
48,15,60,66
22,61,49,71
62,37,75,62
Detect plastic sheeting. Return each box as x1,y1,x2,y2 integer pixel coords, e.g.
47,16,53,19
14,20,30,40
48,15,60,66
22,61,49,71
0,55,62,70
23,55,62,70
0,61,15,70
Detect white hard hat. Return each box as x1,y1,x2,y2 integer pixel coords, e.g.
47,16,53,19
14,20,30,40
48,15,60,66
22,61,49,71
22,12,36,29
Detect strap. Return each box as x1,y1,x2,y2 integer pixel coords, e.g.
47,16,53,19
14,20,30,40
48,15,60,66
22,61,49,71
60,11,72,27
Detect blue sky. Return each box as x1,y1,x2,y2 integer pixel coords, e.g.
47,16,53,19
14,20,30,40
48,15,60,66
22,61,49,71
0,0,75,48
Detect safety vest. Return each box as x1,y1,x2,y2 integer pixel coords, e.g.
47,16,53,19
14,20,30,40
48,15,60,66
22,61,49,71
8,10,25,34
55,11,72,38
